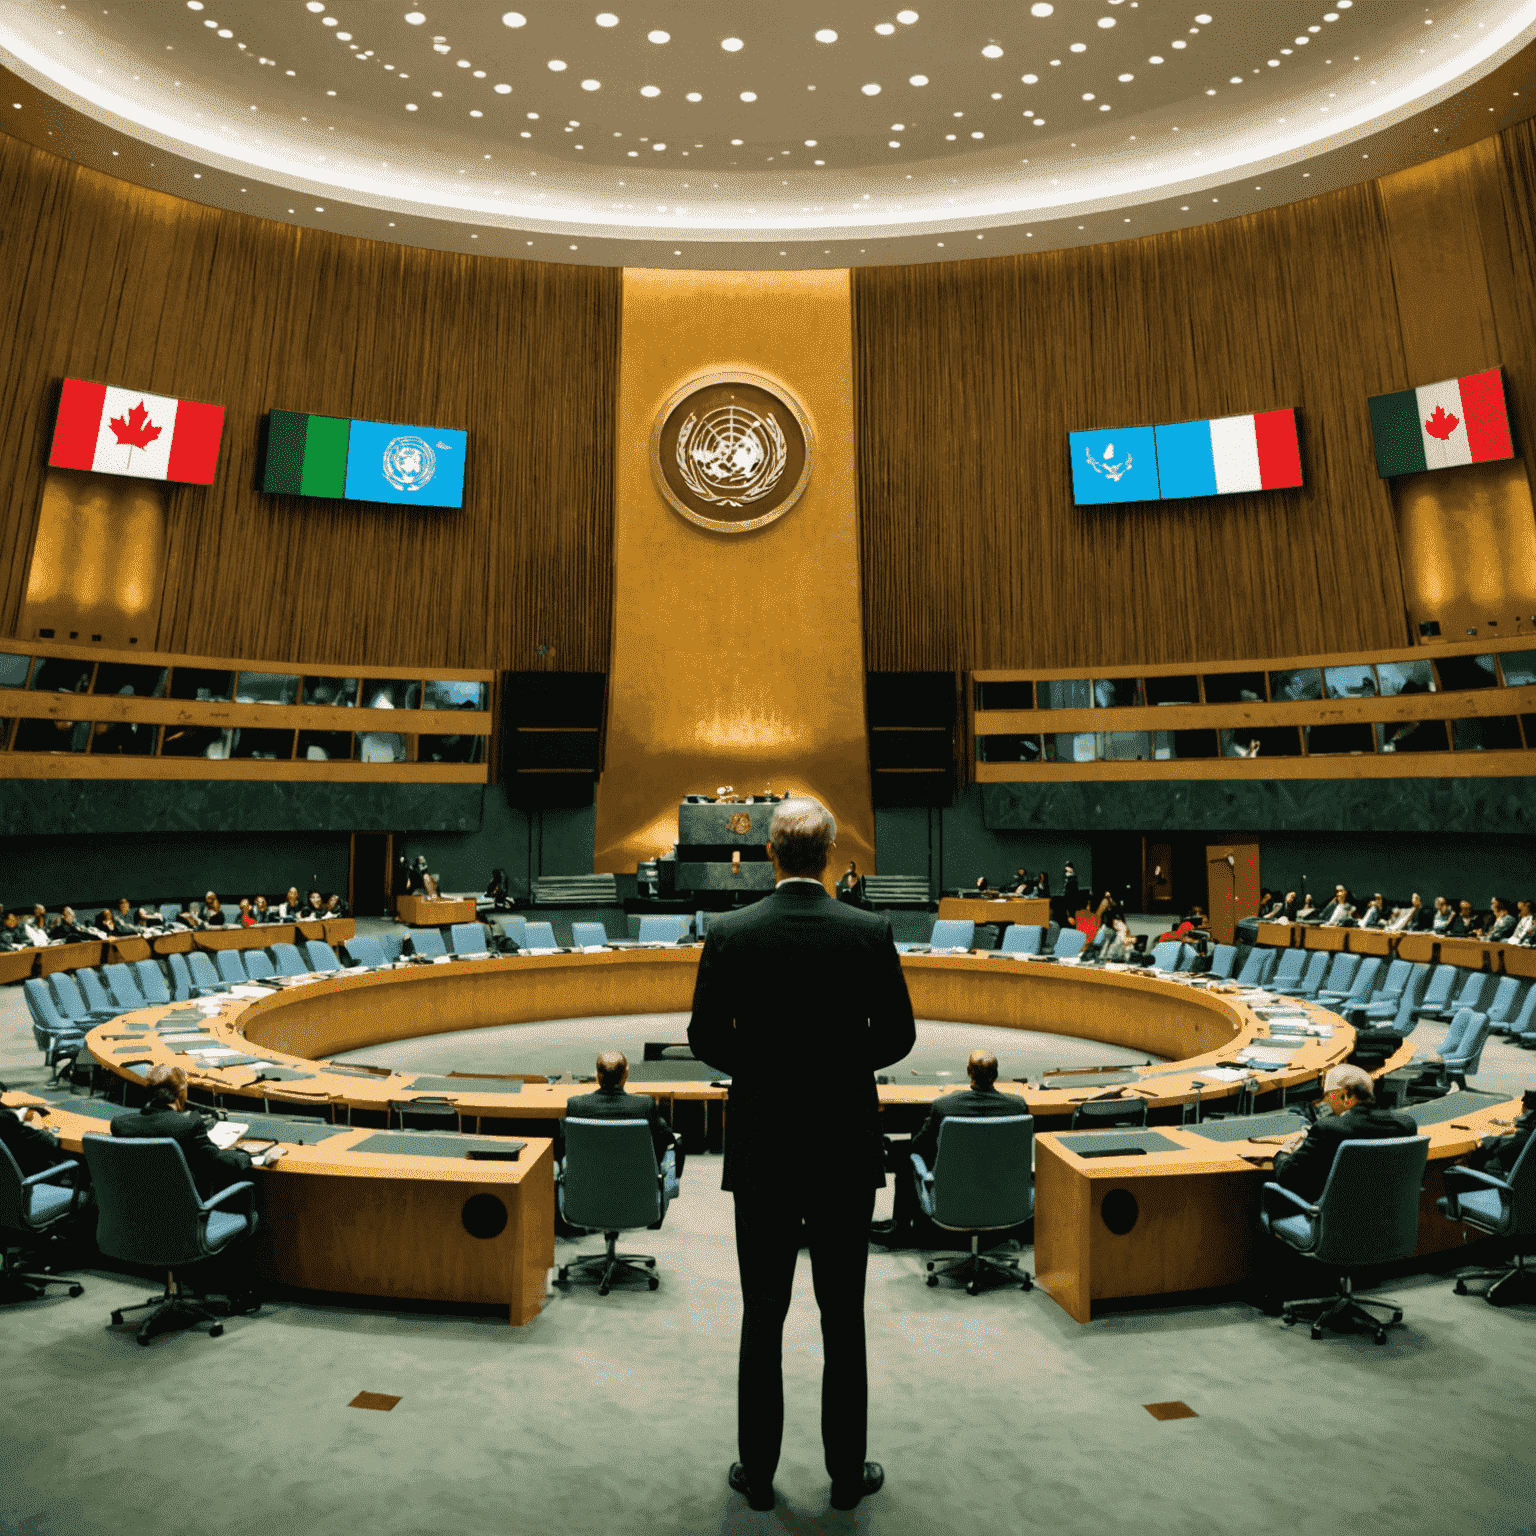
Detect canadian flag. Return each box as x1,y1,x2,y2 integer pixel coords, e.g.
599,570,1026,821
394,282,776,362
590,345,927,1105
48,378,225,484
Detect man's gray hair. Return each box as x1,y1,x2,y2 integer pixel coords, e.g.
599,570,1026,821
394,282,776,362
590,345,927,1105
769,797,837,877
1323,1063,1374,1102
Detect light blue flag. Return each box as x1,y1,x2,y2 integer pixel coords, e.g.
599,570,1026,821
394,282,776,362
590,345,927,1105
1153,419,1219,500
343,419,467,508
1068,424,1160,505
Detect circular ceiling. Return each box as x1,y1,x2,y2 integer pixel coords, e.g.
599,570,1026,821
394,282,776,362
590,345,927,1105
3,0,1535,266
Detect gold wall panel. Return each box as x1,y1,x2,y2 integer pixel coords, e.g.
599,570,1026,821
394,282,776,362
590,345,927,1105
595,268,874,881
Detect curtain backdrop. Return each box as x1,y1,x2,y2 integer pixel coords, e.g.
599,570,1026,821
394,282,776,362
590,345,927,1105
0,132,619,672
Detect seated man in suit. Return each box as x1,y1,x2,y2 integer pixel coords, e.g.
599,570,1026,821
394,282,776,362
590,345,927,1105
1,1097,81,1180
51,906,99,944
1270,1064,1416,1203
1478,896,1516,943
1459,1088,1536,1179
1356,893,1385,929
562,1050,683,1196
1294,893,1319,923
0,912,29,950
1384,893,1423,932
111,1064,253,1199
878,1050,1028,1243
111,897,142,936
1430,896,1464,937
1457,898,1479,936
22,906,52,947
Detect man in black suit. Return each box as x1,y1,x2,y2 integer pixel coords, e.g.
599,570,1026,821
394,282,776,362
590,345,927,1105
1271,1065,1416,1202
688,797,915,1514
111,1064,253,1199
1,1100,76,1178
882,1050,1028,1241
563,1050,683,1191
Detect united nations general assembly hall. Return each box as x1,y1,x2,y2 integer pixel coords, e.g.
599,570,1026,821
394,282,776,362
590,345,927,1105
1,4,1534,1534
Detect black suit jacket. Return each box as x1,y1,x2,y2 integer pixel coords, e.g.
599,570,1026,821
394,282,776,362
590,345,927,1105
563,1085,677,1167
1,1108,71,1178
909,1084,1030,1169
110,1106,252,1198
1272,1103,1418,1203
1485,913,1517,943
688,881,916,1193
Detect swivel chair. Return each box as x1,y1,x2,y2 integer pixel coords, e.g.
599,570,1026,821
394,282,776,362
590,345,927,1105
48,972,121,1026
1233,947,1278,987
103,962,150,1012
185,951,233,995
1422,969,1495,1026
1437,1132,1536,1306
1208,944,1239,980
637,915,688,945
132,960,173,1006
1274,951,1330,1000
450,922,489,957
1052,928,1089,961
571,922,609,948
1260,1134,1429,1342
407,928,448,960
1405,1009,1491,1098
1150,941,1186,972
1265,948,1308,993
1482,975,1530,1035
22,980,86,1084
214,950,248,987
303,941,342,972
1310,954,1359,1003
0,1139,88,1303
1405,964,1457,1025
520,922,559,952
1000,924,1043,956
165,952,196,1000
1505,985,1536,1046
556,1118,670,1296
343,935,388,969
1317,956,1380,1011
376,929,406,963
243,949,276,981
80,1134,260,1345
1070,1096,1150,1131
911,1115,1035,1296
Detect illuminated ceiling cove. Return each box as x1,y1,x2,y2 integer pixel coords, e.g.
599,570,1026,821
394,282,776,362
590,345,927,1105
3,1,1535,267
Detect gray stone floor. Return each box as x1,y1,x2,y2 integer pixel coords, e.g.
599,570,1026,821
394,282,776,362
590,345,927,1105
3,960,1534,1536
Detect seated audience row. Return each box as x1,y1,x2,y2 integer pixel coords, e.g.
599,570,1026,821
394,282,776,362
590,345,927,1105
0,889,349,946
1255,886,1534,943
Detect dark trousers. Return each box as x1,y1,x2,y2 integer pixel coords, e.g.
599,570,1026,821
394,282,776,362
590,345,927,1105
732,1183,876,1488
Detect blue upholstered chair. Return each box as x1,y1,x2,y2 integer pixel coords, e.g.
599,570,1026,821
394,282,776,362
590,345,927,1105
1406,964,1457,1024
304,941,342,972
1274,950,1330,1000
215,950,248,986
1265,948,1307,992
1503,984,1536,1043
80,1134,260,1345
1234,947,1278,987
912,1115,1035,1296
166,952,195,1001
343,935,387,968
132,960,172,1006
637,915,688,944
186,951,232,996
1209,944,1239,980
269,943,308,977
22,980,85,1083
1361,961,1425,1020
103,962,150,1012
1482,975,1529,1035
556,1118,670,1296
928,919,976,952
1438,1132,1536,1306
0,1136,87,1303
1421,968,1495,1026
520,922,559,952
376,930,406,963
1311,953,1359,1002
571,922,609,948
1409,1008,1491,1095
409,927,448,959
79,968,134,1018
450,922,488,957
1150,940,1185,972
1261,1134,1430,1342
1318,955,1380,1010
1000,924,1043,956
48,972,119,1026
242,949,276,981
159,903,182,927
1052,928,1089,961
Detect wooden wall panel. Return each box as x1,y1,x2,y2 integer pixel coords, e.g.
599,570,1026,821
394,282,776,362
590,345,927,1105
0,131,619,672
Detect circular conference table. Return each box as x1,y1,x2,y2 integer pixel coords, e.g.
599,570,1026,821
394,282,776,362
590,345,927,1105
5,949,1521,1325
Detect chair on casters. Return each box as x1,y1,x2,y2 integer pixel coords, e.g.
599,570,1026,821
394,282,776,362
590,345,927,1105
1260,1135,1429,1343
912,1115,1034,1296
0,1141,88,1302
80,1134,260,1345
556,1118,669,1296
1405,1008,1491,1099
1437,1133,1536,1306
1069,1097,1149,1131
132,960,173,1006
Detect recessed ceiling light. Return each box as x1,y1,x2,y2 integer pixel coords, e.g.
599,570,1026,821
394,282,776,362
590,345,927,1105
307,1,325,10
740,91,757,101
1149,54,1164,63
548,59,567,70
218,28,233,38
1022,73,1038,83
503,12,526,27
1070,42,1086,53
1195,11,1212,22
495,82,512,93
470,109,482,116
721,36,743,52
595,12,618,25
731,138,742,144
861,82,881,95
897,9,919,22
815,28,837,43
982,44,1003,58
875,23,895,35
648,29,669,43
805,138,818,146
1030,2,1053,14
1118,72,1133,82
1097,16,1116,28
322,17,338,27
641,84,660,96
685,91,701,101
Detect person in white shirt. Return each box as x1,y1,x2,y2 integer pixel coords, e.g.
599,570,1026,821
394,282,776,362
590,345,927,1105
1357,894,1385,928
1510,899,1535,947
1384,894,1423,932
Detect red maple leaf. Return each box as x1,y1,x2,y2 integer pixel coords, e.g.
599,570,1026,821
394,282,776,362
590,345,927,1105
109,400,162,450
1424,404,1461,442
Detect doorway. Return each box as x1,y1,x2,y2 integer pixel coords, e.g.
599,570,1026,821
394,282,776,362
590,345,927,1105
349,832,393,918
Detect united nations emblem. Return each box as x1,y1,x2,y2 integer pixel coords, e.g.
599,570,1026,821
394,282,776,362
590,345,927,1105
651,370,815,534
382,435,437,493
728,812,753,834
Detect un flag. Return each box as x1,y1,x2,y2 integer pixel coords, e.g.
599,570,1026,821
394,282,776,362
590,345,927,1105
1068,424,1159,506
343,419,468,508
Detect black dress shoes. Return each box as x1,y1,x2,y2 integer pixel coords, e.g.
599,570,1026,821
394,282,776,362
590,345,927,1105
829,1461,885,1511
728,1463,774,1512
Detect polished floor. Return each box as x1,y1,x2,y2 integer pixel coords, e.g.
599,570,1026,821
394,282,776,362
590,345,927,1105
3,957,1534,1536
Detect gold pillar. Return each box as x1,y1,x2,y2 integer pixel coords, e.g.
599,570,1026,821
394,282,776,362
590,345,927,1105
594,268,874,883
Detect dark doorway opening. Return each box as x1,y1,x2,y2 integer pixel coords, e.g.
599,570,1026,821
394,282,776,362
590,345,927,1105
349,832,393,918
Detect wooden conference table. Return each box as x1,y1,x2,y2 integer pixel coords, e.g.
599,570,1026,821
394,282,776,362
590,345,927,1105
936,896,1051,930
396,895,477,926
12,948,1518,1325
1257,919,1536,978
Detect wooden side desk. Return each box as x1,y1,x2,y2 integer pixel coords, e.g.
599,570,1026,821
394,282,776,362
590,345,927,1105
936,896,1051,930
397,895,477,926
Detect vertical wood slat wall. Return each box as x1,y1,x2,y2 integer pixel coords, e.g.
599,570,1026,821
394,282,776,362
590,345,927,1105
0,132,619,673
853,119,1536,675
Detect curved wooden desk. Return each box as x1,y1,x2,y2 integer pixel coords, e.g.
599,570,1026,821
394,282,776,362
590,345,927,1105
52,947,1514,1327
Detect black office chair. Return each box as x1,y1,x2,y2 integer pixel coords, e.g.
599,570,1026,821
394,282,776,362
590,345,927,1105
911,1115,1035,1296
0,1140,88,1303
1070,1096,1149,1131
1260,1135,1429,1343
80,1134,260,1344
1437,1132,1536,1306
556,1118,670,1295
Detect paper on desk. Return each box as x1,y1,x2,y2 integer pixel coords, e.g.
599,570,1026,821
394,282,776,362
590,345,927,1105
580,945,608,953
208,1121,249,1149
226,985,269,999
1196,1067,1251,1084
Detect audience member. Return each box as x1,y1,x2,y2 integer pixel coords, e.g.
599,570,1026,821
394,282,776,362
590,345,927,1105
1457,898,1478,935
973,875,992,894
1294,893,1319,923
1512,899,1535,946
0,912,28,949
1317,885,1353,925
1270,1064,1417,1202
201,893,226,927
1356,893,1385,928
1008,868,1031,895
1,1098,78,1179
112,898,141,935
1430,897,1463,937
323,893,349,919
837,862,865,906
563,1050,684,1194
1062,862,1081,913
880,1050,1028,1244
22,907,51,946
1478,896,1516,943
252,895,273,924
1101,919,1138,964
134,906,165,932
110,1064,252,1198
300,889,326,920
1459,1089,1536,1180
95,909,121,939
51,906,97,943
1384,893,1424,932
236,897,257,927
176,902,206,931
277,887,304,919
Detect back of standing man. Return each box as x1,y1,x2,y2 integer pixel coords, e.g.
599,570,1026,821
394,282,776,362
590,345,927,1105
688,796,915,1514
